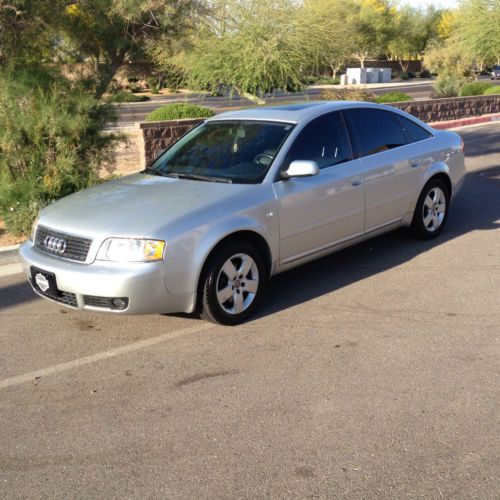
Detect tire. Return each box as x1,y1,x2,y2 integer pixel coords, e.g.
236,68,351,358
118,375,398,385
200,241,267,325
411,178,450,240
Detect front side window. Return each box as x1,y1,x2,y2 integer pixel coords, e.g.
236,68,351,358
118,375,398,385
345,108,407,158
281,112,351,171
146,120,294,184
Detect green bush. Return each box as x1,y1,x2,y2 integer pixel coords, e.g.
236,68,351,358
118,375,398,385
0,69,121,236
433,76,466,98
483,86,500,95
459,82,494,96
107,91,150,103
399,72,411,80
320,88,375,102
314,77,341,85
418,69,431,78
374,92,413,103
145,103,215,122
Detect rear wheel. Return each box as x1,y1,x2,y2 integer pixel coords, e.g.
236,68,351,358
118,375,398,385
411,179,450,239
200,241,266,325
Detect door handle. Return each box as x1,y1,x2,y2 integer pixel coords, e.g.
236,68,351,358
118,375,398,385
410,159,421,168
350,176,362,187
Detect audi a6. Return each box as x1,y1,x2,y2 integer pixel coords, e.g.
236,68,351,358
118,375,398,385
20,102,465,324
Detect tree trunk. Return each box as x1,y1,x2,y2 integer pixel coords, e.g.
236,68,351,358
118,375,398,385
94,47,127,100
399,60,409,72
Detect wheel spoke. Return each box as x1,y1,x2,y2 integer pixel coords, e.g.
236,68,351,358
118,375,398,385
233,292,244,314
217,285,233,304
245,279,258,294
424,196,434,209
221,259,237,280
423,212,433,227
432,214,439,228
239,255,253,277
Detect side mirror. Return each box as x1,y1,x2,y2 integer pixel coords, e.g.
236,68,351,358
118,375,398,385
281,160,320,180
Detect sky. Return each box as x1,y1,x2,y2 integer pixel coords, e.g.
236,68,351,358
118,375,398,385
400,0,458,8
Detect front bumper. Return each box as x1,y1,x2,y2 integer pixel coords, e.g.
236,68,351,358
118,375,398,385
19,242,195,314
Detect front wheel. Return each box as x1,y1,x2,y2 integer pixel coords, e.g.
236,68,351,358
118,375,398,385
200,242,267,325
411,179,450,239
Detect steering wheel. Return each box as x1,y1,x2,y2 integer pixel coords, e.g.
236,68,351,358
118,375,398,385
253,153,274,166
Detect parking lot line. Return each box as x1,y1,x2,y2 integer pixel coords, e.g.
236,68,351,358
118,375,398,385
0,322,215,390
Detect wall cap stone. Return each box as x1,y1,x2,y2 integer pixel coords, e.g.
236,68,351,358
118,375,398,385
139,118,208,129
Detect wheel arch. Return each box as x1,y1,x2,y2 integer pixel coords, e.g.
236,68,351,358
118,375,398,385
427,172,452,198
194,230,273,312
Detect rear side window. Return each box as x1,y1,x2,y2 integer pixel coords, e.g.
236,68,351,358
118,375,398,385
344,108,407,158
397,115,433,143
282,112,351,170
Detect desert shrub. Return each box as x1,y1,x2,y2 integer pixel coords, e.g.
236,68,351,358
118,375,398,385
374,92,413,103
107,79,122,94
399,72,410,80
314,77,341,85
146,75,162,94
459,82,494,96
0,69,121,236
320,88,375,101
107,91,150,103
433,76,466,98
483,86,500,95
145,103,215,122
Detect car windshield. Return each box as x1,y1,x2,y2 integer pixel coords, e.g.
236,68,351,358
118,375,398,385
145,120,294,184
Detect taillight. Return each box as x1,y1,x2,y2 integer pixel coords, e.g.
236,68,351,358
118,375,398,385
460,137,465,153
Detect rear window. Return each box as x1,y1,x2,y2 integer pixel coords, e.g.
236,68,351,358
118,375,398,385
397,115,433,143
344,108,407,158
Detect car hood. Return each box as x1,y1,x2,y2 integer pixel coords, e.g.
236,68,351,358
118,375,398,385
39,173,260,239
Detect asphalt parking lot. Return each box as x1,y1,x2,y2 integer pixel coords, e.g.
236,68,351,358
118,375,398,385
0,123,499,499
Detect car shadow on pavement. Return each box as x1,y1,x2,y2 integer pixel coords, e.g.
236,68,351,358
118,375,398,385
0,166,498,317
0,280,39,311
253,165,500,321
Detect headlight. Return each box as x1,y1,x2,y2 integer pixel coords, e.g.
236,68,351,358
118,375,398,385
96,238,166,262
30,217,39,242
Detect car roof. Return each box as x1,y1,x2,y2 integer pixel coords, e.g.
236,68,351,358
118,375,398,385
207,101,387,124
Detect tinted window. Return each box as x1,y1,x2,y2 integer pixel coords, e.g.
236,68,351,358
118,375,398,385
282,112,351,170
397,115,433,143
345,108,407,158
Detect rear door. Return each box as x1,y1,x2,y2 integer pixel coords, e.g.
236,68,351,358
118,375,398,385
344,108,425,232
273,111,365,264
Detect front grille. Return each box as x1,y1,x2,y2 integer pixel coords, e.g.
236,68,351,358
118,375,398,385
58,291,78,307
83,295,112,308
34,225,92,262
30,280,78,307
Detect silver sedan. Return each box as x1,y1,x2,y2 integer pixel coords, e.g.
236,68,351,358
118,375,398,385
20,102,465,324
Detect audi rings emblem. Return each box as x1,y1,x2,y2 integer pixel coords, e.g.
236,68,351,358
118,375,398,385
43,235,67,254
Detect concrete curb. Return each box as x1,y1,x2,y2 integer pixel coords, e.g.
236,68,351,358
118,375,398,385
430,113,500,130
0,244,21,266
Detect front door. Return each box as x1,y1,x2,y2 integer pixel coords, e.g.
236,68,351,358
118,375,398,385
273,112,365,264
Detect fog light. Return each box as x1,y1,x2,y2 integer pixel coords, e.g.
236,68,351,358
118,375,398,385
111,298,128,310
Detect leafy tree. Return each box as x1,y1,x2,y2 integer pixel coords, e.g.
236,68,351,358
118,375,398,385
348,0,395,67
454,0,500,67
54,0,200,98
160,0,321,100
0,68,121,235
0,1,55,64
387,5,443,71
301,0,356,78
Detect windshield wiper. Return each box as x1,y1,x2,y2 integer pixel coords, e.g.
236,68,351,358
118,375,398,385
171,173,232,184
142,168,180,179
